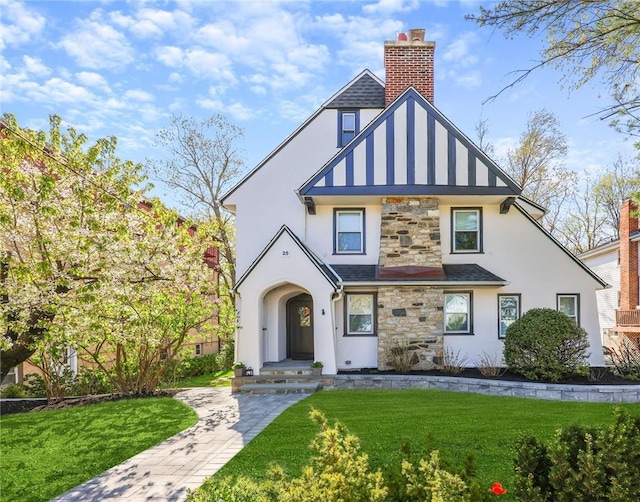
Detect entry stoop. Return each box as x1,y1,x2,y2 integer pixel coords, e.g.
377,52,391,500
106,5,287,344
233,360,334,394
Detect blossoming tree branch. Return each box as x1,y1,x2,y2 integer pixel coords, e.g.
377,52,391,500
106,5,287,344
0,114,218,393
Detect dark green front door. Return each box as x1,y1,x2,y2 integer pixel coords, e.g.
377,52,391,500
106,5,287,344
287,294,314,360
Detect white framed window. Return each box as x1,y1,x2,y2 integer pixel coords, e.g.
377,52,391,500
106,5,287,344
335,209,365,254
195,343,202,356
452,208,482,253
345,293,376,336
498,294,521,338
444,292,473,334
557,294,580,324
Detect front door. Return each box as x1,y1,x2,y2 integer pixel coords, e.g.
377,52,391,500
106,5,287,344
287,294,314,360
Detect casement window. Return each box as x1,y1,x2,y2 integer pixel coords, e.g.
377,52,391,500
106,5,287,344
345,293,376,336
334,209,365,254
338,110,359,146
557,294,580,324
195,343,202,356
444,292,473,334
498,294,521,339
451,208,482,253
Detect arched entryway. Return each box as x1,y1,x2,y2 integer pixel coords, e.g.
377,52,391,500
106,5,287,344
286,293,314,360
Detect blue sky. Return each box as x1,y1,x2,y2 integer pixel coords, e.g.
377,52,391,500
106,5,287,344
1,0,635,204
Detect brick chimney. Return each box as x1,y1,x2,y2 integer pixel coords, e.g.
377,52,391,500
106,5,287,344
384,29,435,105
620,199,639,310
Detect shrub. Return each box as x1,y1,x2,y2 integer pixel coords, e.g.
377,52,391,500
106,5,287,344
385,339,417,373
0,383,27,398
503,308,589,381
435,348,468,375
608,337,640,380
513,408,640,501
475,352,506,377
21,373,47,397
71,367,114,395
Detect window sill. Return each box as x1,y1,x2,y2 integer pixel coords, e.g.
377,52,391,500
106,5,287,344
344,333,377,337
451,251,484,255
443,332,475,336
333,252,366,256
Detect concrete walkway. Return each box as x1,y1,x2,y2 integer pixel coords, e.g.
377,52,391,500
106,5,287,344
52,388,308,502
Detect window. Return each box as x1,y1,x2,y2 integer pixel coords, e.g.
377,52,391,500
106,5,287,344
557,294,580,324
444,292,473,334
195,343,202,356
334,209,365,254
451,208,482,253
338,110,359,146
498,294,521,338
345,293,376,336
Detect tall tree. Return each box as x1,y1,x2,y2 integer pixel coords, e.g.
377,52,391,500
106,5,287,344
467,1,640,139
593,154,640,238
147,114,244,303
0,114,217,389
503,109,577,235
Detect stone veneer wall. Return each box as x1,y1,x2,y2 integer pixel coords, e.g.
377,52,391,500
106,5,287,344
377,197,444,370
377,286,444,370
379,197,441,268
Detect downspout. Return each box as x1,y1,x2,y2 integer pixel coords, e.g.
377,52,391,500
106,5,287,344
331,285,344,372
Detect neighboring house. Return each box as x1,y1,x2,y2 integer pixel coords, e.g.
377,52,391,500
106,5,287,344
580,199,639,351
222,31,607,375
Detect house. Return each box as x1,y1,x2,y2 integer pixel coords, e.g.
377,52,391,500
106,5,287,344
579,199,639,351
222,31,607,375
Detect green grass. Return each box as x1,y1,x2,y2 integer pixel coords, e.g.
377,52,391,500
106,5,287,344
171,369,233,388
214,389,640,499
0,397,198,502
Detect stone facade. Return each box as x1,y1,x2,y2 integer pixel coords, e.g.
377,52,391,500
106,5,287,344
379,197,442,268
377,196,444,370
377,286,444,370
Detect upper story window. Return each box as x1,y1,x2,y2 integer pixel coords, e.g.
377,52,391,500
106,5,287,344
338,110,359,147
451,208,482,253
334,209,365,254
557,294,580,325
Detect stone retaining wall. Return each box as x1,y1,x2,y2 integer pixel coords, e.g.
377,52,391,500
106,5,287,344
330,374,640,402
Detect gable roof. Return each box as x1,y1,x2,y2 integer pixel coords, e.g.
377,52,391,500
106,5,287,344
233,225,340,292
299,87,522,197
323,70,385,109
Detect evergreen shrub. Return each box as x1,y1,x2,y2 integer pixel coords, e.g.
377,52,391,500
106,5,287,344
503,308,589,381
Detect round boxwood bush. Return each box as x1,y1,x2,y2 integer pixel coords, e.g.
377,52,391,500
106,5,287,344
504,308,590,381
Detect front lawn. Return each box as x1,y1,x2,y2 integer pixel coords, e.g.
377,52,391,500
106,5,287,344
212,389,640,499
0,397,197,502
171,369,233,388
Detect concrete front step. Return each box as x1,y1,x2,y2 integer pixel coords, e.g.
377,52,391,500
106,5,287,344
240,382,322,394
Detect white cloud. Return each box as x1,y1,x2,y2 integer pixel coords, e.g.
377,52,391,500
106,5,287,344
183,48,236,82
109,6,195,39
123,89,155,102
156,46,184,67
362,0,419,14
22,55,49,77
76,72,111,92
442,32,480,67
58,10,134,70
0,0,46,50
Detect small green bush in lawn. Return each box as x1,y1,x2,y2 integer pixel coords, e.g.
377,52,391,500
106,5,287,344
513,408,640,501
0,383,27,398
504,308,589,381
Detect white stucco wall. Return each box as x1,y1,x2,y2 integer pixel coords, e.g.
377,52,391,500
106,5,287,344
235,230,339,373
440,201,605,366
227,108,382,277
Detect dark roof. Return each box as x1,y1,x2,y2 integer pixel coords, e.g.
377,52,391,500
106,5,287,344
324,72,385,109
330,263,506,284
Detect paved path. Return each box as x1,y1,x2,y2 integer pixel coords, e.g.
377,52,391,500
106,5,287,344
52,388,308,501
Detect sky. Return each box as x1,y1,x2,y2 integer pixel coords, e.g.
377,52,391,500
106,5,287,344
1,0,636,206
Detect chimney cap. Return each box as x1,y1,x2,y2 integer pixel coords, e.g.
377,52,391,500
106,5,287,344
409,28,425,42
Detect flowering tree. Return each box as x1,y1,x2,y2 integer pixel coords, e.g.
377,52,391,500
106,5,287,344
0,114,217,393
